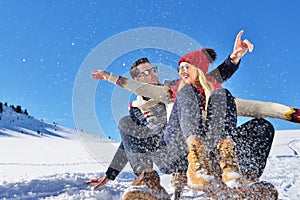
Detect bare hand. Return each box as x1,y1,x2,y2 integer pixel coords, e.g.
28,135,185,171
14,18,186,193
230,30,254,63
86,176,110,190
91,70,110,80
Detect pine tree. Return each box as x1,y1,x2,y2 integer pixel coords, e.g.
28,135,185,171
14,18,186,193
15,105,22,113
0,102,3,113
10,105,15,111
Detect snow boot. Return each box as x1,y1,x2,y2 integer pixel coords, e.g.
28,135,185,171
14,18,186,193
285,107,300,123
123,170,170,200
186,135,216,191
171,172,187,200
217,136,244,188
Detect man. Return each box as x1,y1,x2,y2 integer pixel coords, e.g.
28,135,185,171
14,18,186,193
88,31,252,199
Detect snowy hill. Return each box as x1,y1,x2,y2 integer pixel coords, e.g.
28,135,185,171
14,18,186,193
0,104,76,139
0,105,300,199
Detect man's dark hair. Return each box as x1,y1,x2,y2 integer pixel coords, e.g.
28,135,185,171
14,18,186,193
130,57,150,78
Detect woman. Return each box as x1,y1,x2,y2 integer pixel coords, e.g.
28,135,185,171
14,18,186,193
163,50,274,191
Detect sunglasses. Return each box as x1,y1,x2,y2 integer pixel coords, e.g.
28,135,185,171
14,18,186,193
137,66,158,77
178,63,189,72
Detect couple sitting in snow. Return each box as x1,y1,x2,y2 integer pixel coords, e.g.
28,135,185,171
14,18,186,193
87,30,299,200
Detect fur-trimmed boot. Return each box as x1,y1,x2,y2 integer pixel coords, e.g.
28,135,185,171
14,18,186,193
123,170,170,200
186,135,216,191
217,136,244,188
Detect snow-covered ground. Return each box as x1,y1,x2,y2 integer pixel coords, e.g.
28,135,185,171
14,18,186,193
0,105,300,199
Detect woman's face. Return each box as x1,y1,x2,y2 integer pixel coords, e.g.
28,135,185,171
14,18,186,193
178,62,199,85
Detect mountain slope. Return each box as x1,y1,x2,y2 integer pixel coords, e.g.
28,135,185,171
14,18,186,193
0,104,76,139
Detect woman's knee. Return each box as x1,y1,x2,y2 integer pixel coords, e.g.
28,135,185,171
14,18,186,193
176,84,202,105
210,88,232,98
177,84,198,97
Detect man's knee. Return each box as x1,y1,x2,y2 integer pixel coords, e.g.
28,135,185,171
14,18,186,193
118,115,133,130
119,115,153,138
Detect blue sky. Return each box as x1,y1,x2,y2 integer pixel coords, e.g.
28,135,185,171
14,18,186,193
1,1,300,141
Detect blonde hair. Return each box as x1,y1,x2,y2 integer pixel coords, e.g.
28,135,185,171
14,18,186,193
178,67,215,110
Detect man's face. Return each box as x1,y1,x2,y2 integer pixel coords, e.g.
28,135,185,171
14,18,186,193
134,62,159,85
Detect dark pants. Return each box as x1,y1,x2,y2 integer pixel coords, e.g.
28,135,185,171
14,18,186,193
164,85,237,147
119,115,188,175
119,85,274,178
163,85,274,178
235,118,274,178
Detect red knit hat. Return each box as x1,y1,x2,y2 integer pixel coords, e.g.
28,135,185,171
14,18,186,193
178,49,215,74
177,48,222,90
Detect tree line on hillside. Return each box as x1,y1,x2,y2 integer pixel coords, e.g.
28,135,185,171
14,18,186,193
0,102,29,115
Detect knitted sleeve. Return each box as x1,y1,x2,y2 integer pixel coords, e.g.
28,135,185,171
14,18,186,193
108,73,173,104
235,98,290,121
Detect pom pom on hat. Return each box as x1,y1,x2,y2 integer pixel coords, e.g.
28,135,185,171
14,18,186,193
178,48,216,74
